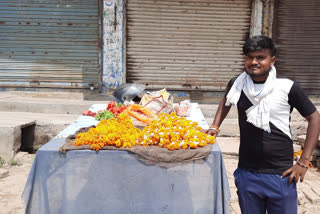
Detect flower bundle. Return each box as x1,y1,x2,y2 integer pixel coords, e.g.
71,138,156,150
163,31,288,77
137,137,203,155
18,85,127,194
74,113,141,151
137,112,215,150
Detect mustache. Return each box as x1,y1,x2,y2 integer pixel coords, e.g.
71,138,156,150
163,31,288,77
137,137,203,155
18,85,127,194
249,65,261,69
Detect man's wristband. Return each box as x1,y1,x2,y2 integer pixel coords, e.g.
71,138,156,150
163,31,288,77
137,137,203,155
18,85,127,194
209,125,220,133
296,160,309,169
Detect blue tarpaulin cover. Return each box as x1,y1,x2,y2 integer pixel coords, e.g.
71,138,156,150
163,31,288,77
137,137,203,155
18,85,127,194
22,103,230,214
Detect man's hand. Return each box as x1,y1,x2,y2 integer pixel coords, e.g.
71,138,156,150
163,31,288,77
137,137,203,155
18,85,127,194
202,97,231,139
282,110,320,184
281,163,308,183
200,129,219,137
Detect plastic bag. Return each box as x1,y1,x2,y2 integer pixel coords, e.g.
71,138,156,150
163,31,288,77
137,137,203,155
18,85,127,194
174,100,192,117
139,89,174,115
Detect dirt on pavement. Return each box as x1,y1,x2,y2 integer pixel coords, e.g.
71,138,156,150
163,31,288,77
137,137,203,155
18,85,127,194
0,152,34,214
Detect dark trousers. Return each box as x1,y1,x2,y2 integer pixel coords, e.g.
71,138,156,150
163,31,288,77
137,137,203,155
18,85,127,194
234,168,297,214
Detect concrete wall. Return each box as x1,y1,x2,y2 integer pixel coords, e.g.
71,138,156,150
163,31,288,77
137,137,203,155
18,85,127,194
250,0,264,36
0,126,21,160
250,0,275,37
102,0,125,91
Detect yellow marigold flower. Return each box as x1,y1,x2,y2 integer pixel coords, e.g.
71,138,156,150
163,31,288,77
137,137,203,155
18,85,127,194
74,113,141,151
138,112,215,150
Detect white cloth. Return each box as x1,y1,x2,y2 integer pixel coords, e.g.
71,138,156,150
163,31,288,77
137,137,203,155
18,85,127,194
226,66,277,132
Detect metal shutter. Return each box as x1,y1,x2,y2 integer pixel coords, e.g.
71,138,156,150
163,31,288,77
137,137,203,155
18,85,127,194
126,0,251,91
0,0,100,89
274,0,320,94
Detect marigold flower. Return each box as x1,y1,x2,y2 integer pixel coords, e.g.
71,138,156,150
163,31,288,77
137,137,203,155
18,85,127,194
138,112,215,150
74,113,141,151
74,112,214,151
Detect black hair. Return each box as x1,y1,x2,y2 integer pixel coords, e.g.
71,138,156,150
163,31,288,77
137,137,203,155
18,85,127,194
242,35,277,56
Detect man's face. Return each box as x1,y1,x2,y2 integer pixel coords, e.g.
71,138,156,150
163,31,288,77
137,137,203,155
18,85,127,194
244,49,276,81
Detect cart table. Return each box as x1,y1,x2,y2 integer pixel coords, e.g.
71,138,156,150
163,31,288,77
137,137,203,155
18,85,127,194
22,103,230,214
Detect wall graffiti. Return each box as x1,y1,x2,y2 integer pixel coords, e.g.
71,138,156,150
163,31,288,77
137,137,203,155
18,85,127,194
102,0,124,91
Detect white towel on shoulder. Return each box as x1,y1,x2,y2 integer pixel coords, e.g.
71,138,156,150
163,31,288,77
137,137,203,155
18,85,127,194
225,66,277,132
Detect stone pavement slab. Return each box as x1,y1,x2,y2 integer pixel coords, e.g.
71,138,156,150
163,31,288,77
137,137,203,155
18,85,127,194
0,112,78,126
217,137,240,155
0,168,9,179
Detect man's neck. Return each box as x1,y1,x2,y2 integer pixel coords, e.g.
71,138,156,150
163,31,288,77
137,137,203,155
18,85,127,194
253,79,266,84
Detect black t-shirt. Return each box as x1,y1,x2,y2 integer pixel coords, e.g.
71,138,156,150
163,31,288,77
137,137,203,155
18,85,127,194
225,76,316,174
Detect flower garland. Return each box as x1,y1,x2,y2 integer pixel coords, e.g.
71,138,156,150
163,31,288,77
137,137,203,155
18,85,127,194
74,113,141,151
137,112,215,150
74,112,215,151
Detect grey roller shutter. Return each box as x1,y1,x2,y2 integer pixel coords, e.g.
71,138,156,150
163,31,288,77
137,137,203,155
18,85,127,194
0,0,100,89
274,0,320,94
126,0,251,91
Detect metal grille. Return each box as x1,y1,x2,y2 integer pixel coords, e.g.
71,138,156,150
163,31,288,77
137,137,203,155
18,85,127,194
0,0,100,88
274,0,320,94
126,0,251,91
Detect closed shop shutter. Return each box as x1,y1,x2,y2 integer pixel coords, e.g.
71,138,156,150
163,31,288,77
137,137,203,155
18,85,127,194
0,0,100,89
126,0,251,91
274,0,320,94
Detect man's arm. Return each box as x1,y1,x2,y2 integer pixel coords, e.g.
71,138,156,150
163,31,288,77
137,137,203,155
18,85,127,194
203,78,235,137
206,97,232,137
282,110,320,183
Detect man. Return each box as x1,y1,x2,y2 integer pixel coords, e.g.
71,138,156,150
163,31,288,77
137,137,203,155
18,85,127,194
205,36,320,214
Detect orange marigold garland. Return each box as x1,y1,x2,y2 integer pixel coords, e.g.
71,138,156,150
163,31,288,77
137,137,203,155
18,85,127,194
138,112,215,150
74,113,141,151
74,112,214,151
